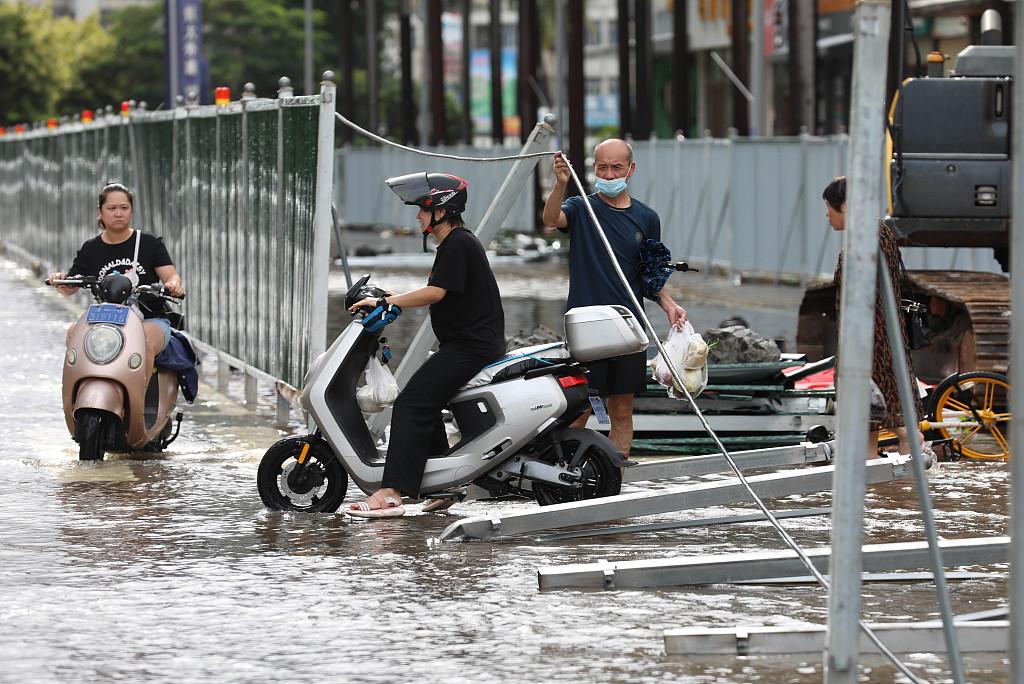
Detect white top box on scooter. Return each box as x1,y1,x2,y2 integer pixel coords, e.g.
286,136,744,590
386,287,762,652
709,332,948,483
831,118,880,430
564,305,649,362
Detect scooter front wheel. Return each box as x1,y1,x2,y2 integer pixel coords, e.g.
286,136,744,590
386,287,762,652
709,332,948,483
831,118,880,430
533,437,622,506
75,408,112,461
257,436,348,512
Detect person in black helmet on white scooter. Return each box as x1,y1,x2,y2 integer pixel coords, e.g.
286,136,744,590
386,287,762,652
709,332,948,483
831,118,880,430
345,172,506,517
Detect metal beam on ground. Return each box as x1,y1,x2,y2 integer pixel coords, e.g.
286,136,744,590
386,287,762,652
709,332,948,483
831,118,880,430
589,413,837,433
664,620,1009,656
622,440,834,483
537,536,1009,590
734,571,1004,585
956,607,1009,622
539,507,832,541
437,456,911,543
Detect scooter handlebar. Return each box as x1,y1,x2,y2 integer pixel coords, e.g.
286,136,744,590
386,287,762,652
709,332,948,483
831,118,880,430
47,277,94,287
136,283,185,301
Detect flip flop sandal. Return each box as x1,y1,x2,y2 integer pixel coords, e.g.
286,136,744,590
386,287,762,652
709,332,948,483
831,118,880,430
420,498,456,513
346,495,406,518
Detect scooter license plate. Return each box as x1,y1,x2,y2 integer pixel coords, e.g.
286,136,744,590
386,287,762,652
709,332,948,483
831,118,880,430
87,304,129,325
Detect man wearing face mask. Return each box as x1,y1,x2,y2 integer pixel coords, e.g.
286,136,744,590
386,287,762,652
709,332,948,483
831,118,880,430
542,139,687,464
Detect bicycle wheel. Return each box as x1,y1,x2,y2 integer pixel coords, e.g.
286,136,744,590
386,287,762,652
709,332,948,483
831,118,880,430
929,371,1011,461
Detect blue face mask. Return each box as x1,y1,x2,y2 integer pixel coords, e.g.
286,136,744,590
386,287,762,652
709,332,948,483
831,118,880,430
595,175,628,198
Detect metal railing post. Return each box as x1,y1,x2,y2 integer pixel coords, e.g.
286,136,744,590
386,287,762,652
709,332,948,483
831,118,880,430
217,351,230,393
305,72,338,426
825,1,891,681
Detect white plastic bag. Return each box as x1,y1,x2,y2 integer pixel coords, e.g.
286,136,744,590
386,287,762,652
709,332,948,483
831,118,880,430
356,356,400,413
650,321,709,398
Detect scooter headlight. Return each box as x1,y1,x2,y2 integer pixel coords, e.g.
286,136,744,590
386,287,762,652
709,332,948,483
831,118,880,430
84,324,124,364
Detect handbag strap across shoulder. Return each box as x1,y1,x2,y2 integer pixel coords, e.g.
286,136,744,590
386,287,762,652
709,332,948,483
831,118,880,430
132,229,142,265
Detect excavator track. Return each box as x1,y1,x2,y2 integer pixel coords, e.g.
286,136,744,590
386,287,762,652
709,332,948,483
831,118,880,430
796,270,1010,384
905,270,1010,377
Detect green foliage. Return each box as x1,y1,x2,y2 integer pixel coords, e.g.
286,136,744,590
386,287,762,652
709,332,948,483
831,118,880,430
63,3,164,112
70,0,333,112
203,0,332,99
594,124,620,141
0,2,113,124
4,0,456,140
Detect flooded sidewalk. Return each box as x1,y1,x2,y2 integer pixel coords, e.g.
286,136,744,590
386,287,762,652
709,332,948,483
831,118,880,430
0,257,1009,684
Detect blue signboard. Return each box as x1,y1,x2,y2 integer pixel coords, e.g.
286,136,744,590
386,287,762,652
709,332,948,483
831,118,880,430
165,0,209,105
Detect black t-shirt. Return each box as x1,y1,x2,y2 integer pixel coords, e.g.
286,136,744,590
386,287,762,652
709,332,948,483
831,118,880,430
427,227,505,355
67,230,174,317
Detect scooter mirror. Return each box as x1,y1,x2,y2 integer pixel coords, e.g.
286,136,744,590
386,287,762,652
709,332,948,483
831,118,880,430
344,274,371,309
99,273,133,304
344,276,387,312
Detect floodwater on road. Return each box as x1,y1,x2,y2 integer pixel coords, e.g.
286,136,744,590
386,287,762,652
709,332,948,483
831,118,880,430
0,257,1009,683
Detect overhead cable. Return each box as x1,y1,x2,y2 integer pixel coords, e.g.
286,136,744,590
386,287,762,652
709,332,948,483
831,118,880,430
334,112,554,162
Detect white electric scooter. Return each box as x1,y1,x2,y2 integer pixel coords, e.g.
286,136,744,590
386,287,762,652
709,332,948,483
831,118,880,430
256,274,649,512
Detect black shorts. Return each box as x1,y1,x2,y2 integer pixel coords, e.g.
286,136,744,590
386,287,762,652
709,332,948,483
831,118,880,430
583,351,648,397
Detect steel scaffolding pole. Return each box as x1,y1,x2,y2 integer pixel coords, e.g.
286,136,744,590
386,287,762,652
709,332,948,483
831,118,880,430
825,1,891,681
1009,1,1024,679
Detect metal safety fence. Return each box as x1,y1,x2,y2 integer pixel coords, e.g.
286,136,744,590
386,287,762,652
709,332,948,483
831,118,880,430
338,132,1003,279
0,80,337,422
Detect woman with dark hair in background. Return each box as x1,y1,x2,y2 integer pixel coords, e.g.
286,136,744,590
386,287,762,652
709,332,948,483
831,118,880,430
824,176,924,456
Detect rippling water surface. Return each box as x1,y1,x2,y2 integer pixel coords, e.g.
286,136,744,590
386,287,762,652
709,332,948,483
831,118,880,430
0,259,1009,683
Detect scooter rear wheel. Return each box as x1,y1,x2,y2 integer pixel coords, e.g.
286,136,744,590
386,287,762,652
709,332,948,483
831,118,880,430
75,409,110,461
257,436,348,512
533,438,622,506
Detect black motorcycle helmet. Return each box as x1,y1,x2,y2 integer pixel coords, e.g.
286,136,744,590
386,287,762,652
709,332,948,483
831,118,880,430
385,172,469,251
